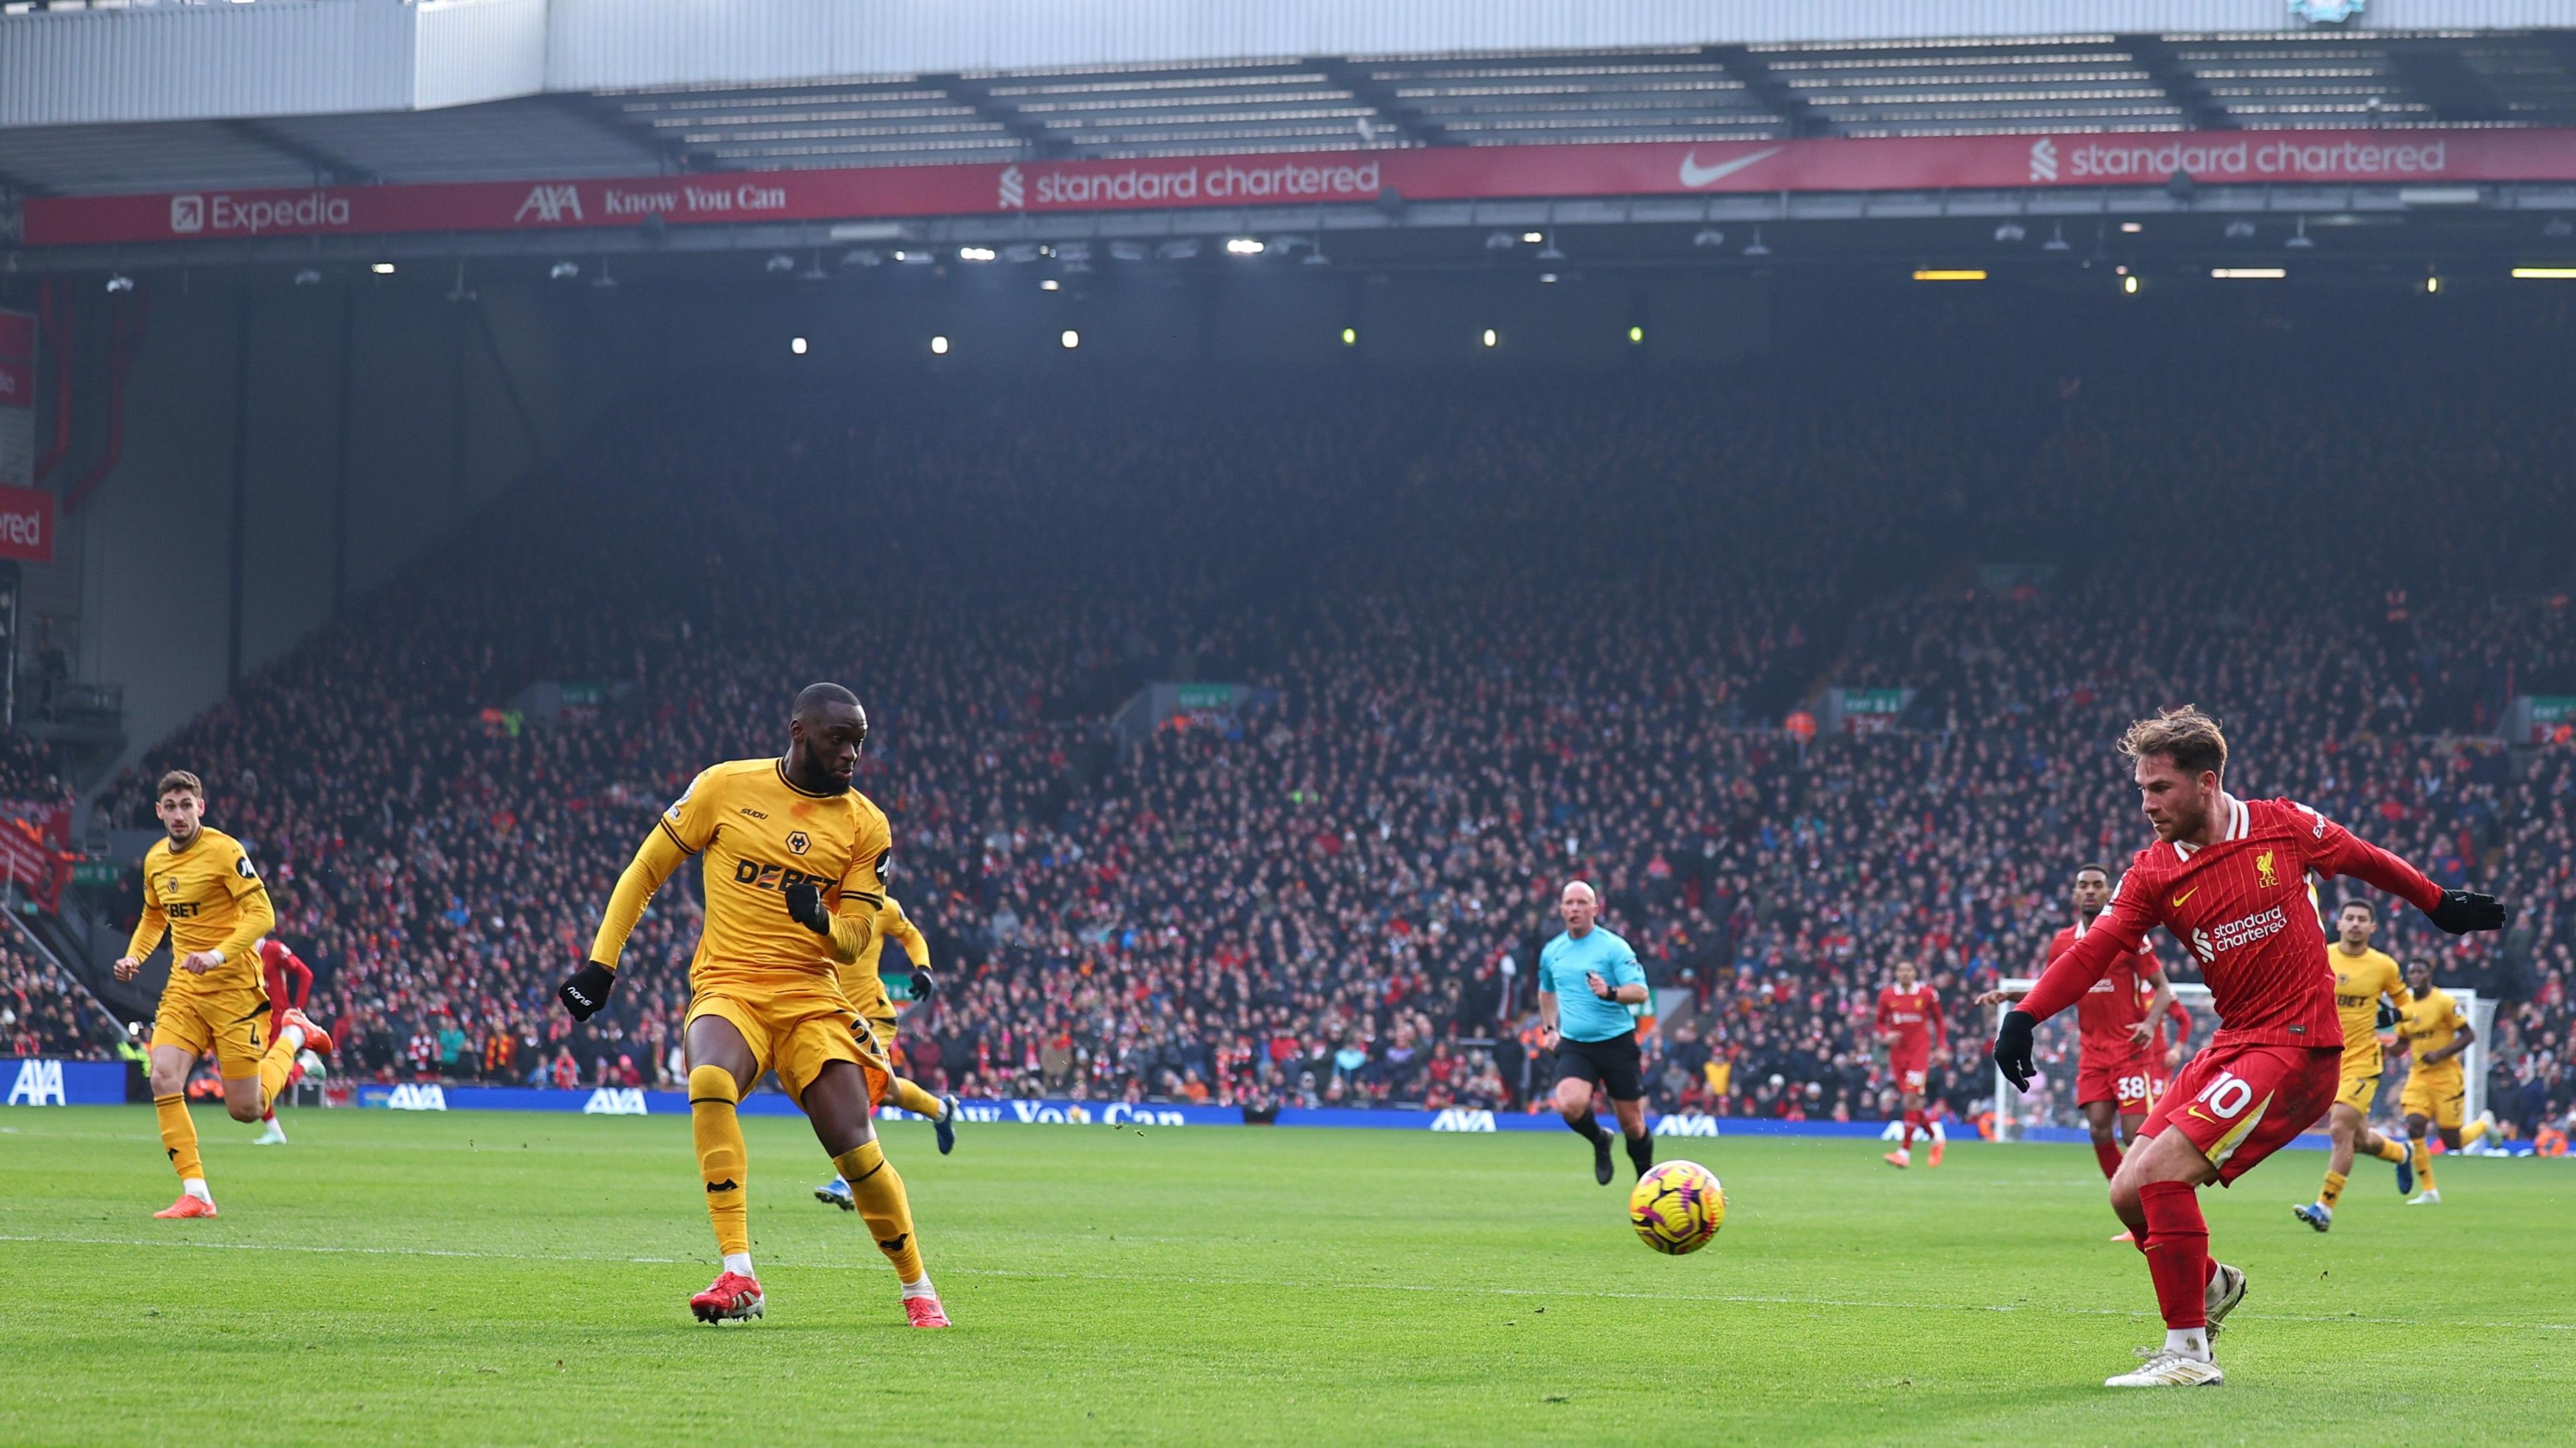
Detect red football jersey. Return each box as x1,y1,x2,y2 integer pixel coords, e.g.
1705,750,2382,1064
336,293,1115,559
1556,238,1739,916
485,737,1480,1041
2048,915,2158,1048
2022,795,2440,1050
260,938,313,1012
1874,985,1946,1056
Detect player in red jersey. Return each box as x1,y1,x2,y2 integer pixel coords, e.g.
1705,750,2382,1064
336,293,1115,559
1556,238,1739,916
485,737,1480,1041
1980,865,2180,1185
252,938,314,1146
1874,959,1949,1168
1993,707,2503,1388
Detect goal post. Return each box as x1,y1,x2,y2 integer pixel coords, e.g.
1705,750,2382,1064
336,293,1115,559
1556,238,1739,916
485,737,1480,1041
1985,979,2489,1141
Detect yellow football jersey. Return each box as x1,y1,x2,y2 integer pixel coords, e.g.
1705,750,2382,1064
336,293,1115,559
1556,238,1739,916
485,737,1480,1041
835,895,929,1021
588,757,891,993
2328,944,2408,1055
125,826,274,999
2397,987,2469,1080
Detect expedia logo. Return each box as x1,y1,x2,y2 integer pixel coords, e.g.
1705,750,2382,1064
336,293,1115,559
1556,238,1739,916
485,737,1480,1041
2029,137,2059,183
731,858,833,894
998,164,1026,210
170,194,205,233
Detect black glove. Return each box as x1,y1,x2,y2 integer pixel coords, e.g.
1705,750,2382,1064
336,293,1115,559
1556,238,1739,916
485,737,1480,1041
2375,999,2402,1029
784,881,832,935
907,966,938,1003
1992,1009,2037,1094
559,961,616,1021
2426,889,2505,936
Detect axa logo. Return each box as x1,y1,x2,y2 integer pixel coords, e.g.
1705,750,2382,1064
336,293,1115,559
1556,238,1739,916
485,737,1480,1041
6,1058,66,1106
515,184,584,223
170,194,205,233
1430,1109,1496,1132
2029,137,2059,183
583,1087,648,1116
998,165,1026,210
1652,1112,1721,1137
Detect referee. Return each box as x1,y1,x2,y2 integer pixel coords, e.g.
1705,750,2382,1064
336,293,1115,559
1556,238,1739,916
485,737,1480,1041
1538,880,1654,1184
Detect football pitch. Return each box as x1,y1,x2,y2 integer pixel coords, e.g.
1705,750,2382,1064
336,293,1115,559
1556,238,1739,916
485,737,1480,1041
3,1108,2571,1447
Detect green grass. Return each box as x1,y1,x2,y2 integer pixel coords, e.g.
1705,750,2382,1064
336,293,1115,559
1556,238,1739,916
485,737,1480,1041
2,1107,2571,1447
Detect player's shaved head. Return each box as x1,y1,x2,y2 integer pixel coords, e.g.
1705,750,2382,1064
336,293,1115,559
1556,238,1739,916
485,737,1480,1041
793,681,859,723
1558,879,1599,936
1561,880,1597,905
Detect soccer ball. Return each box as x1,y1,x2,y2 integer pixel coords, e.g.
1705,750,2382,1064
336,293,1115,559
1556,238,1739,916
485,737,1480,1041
1629,1160,1725,1255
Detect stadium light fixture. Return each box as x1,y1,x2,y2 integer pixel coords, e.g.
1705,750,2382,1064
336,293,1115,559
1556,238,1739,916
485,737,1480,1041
931,335,950,355
549,260,580,280
765,254,796,273
959,246,997,263
1061,329,1080,349
1485,231,1517,251
2424,273,2441,295
1040,279,1061,291
1742,228,1771,258
2119,221,2143,234
1992,223,2026,243
292,268,323,287
2286,217,2315,249
1225,237,1265,256
796,254,829,282
1539,272,1559,284
1912,270,1985,282
898,250,936,266
2123,274,2139,294
1693,228,1725,248
1481,329,1498,348
371,262,396,275
1340,327,1357,346
2512,268,2576,280
1535,237,1566,262
104,274,136,293
2042,224,2071,253
2224,219,2258,239
1628,325,1645,344
2211,268,2287,279
790,337,808,355
1521,231,1544,243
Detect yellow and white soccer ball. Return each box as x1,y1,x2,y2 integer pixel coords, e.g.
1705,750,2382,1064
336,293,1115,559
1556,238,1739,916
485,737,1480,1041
1628,1160,1725,1255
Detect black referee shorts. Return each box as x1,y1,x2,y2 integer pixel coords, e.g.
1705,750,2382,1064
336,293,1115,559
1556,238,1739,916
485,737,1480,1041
1552,1030,1645,1101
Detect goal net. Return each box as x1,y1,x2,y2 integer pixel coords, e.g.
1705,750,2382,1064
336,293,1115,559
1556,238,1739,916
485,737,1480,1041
1988,979,2491,1141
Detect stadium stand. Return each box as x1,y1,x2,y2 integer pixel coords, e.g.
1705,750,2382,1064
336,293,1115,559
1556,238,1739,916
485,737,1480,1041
59,347,2576,1141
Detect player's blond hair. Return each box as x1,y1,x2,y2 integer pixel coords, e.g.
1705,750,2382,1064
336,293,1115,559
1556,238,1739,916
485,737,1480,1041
2118,706,2227,779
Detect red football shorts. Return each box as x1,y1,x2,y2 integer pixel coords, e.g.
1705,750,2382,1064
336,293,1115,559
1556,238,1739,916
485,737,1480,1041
1888,1048,1929,1095
2141,1040,2339,1186
2075,1041,2156,1113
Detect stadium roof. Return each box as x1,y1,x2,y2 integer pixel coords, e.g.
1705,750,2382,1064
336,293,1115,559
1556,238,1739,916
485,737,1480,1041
3,30,2576,198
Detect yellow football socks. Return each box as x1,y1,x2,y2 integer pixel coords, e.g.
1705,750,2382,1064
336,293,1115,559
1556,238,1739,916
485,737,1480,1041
154,1093,203,1183
832,1139,926,1285
689,1064,751,1259
888,1078,947,1121
2318,1169,2347,1209
2461,1120,2490,1147
2411,1139,2436,1194
2369,1135,2407,1164
256,1036,299,1114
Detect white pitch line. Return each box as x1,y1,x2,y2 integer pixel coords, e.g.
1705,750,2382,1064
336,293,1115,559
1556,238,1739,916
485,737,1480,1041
3,1233,2568,1334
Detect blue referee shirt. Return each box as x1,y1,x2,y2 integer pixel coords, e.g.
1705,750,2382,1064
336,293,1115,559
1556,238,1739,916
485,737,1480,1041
1538,927,1645,1043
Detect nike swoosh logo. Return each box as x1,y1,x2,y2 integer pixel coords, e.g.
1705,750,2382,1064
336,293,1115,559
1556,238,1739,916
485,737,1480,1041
2171,887,2199,908
1678,147,1783,188
2185,1107,2212,1123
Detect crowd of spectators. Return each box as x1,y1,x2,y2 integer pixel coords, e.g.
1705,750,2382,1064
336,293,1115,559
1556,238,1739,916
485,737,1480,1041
30,346,2573,1142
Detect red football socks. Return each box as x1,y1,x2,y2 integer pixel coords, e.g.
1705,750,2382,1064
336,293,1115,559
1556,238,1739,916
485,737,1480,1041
2094,1138,2125,1180
2138,1180,2210,1328
1900,1110,1921,1150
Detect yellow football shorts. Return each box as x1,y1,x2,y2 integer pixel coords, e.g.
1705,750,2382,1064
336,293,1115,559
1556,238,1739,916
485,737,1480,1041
150,983,272,1079
2334,1071,2380,1115
2400,1072,2466,1130
687,974,888,1106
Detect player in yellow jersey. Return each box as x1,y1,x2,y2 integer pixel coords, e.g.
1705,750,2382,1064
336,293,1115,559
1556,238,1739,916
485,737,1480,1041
2390,959,2493,1205
111,771,333,1219
815,893,960,1209
2294,900,2414,1231
559,683,949,1329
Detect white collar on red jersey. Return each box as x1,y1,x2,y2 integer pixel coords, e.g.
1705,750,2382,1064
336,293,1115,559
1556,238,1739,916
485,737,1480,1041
2170,793,2248,859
